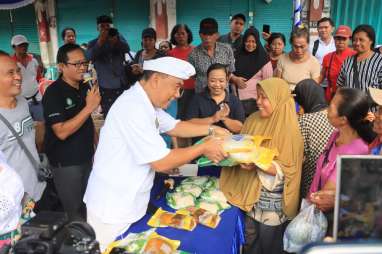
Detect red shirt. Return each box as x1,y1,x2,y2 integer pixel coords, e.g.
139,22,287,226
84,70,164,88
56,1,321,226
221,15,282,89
168,46,195,89
322,48,356,100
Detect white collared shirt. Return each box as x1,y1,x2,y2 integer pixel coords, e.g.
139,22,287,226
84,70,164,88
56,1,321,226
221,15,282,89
17,57,41,100
310,37,336,65
84,83,179,224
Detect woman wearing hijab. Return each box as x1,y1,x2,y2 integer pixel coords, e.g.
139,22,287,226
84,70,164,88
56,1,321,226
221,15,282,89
234,27,273,116
294,79,335,198
220,78,304,254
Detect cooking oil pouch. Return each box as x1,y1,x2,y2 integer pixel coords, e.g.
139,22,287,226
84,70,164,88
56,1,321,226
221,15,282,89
143,232,181,254
147,208,197,231
178,207,221,229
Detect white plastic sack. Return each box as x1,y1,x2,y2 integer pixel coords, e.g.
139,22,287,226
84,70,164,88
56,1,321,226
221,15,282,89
283,199,328,253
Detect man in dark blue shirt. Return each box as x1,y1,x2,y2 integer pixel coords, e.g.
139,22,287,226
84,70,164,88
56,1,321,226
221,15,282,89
87,15,130,117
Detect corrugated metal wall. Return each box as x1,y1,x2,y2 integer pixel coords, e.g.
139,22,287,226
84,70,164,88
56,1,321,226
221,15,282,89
331,0,382,45
0,5,40,54
56,0,149,51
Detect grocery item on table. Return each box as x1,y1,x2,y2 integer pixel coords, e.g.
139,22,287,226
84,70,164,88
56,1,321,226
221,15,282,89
203,177,219,190
180,176,209,187
178,207,221,229
196,200,230,214
104,229,155,254
148,208,197,231
175,183,203,198
166,191,195,210
199,189,227,204
143,232,180,254
196,134,278,169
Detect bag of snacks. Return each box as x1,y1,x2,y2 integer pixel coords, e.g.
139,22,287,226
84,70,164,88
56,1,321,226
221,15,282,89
166,192,195,210
196,200,229,214
199,189,227,204
147,208,197,231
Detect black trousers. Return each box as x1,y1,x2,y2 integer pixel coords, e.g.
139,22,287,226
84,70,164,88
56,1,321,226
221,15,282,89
52,162,92,221
99,87,124,118
243,214,289,254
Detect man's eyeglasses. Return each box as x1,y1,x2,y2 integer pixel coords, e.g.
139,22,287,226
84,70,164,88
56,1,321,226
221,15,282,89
66,61,89,69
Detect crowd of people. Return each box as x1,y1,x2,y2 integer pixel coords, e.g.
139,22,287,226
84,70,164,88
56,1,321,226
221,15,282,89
1,11,382,254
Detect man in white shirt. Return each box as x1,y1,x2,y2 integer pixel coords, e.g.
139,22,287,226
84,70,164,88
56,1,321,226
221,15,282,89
11,35,44,122
310,17,336,65
84,57,229,250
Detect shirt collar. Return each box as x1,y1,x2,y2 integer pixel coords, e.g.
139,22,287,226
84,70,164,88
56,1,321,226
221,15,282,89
12,53,33,63
319,36,334,46
201,89,230,104
135,82,157,118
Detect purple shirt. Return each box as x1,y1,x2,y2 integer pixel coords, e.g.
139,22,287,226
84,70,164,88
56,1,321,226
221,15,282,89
308,130,369,196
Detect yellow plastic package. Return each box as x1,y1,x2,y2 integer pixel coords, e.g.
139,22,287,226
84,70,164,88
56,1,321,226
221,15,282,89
147,208,197,231
143,232,180,254
178,207,221,229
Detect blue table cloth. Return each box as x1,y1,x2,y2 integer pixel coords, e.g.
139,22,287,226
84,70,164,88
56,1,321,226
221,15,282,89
116,173,245,254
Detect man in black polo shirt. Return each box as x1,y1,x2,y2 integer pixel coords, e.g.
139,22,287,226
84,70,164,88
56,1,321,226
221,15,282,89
43,44,100,220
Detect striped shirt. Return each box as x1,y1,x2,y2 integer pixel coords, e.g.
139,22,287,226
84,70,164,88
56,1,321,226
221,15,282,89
337,52,382,91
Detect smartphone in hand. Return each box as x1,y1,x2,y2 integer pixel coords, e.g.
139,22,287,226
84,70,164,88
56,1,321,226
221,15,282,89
263,24,270,34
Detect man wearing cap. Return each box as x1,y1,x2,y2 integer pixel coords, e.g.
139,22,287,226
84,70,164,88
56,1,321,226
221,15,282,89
189,17,245,94
11,35,44,122
218,13,246,53
369,87,382,155
84,57,229,250
319,25,355,101
87,15,131,117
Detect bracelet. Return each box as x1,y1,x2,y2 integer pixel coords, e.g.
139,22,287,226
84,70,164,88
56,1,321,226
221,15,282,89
208,126,215,136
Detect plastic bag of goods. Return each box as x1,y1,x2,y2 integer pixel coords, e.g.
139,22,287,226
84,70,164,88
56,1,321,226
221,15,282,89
196,200,230,214
283,199,328,253
147,208,197,231
178,207,221,229
166,191,195,210
143,232,181,254
180,176,210,187
196,135,278,169
104,228,155,254
175,183,203,198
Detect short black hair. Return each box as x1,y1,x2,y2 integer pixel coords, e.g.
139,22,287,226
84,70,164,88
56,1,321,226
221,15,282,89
207,63,229,78
97,15,112,25
317,17,334,27
290,26,310,44
142,27,157,40
61,27,76,40
353,24,376,49
159,40,172,50
56,43,84,64
231,13,246,23
268,32,286,46
170,24,193,46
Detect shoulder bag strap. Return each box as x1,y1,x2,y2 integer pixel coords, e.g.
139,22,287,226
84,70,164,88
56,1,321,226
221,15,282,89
312,39,320,56
0,112,40,172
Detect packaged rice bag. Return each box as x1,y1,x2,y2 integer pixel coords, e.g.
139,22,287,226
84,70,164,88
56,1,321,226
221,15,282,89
180,176,209,187
166,192,195,210
143,232,180,254
175,183,203,198
197,135,278,168
196,200,227,214
203,177,219,190
148,208,197,231
199,189,227,204
104,228,155,254
178,207,221,229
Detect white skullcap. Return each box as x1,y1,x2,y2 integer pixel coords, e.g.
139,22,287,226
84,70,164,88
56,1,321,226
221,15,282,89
143,56,196,80
11,35,29,46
